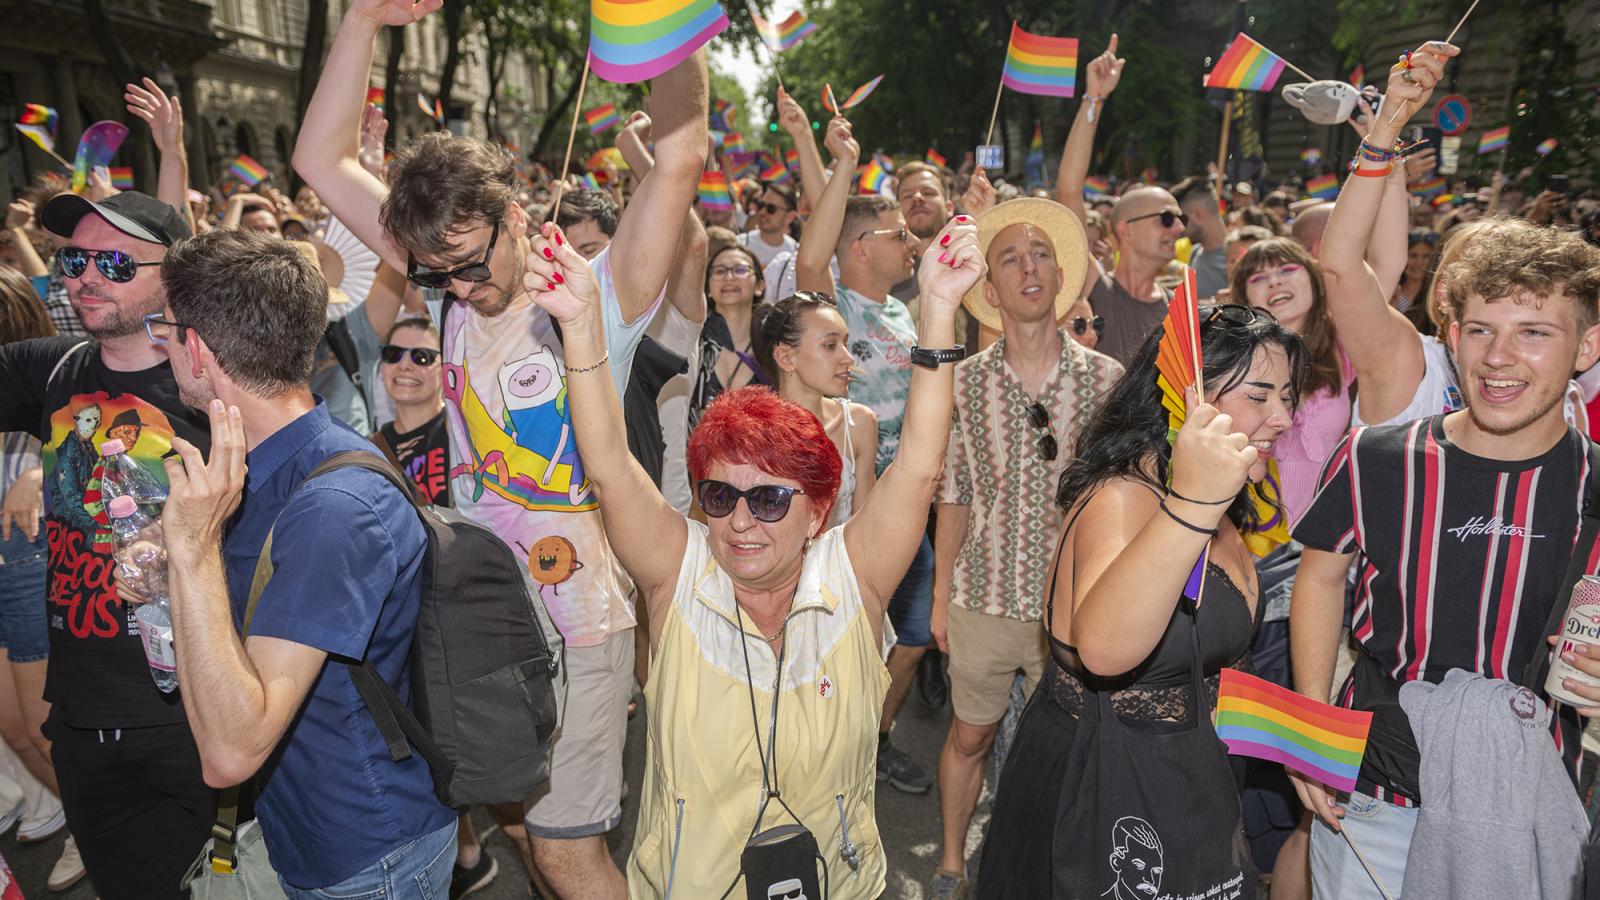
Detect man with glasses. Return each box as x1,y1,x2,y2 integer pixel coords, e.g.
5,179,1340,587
926,199,1122,898
0,190,213,898
797,115,937,794
736,181,798,271
293,1,707,894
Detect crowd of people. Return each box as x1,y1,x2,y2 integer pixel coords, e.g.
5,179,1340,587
3,6,1600,899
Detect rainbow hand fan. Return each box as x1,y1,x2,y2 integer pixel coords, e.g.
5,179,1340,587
1154,269,1208,602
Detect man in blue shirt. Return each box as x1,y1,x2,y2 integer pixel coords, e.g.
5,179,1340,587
143,228,454,897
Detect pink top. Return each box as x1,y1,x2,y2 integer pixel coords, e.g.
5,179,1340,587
1275,349,1355,528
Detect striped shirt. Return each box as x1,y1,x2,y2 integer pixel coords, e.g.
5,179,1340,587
1294,416,1589,804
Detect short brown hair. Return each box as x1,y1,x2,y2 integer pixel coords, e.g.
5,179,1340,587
837,195,900,255
1441,219,1600,331
381,133,517,256
162,229,328,396
894,162,953,200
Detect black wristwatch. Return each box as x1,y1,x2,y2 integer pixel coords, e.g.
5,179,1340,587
910,344,967,369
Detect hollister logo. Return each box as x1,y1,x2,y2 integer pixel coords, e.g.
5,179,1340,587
1446,516,1545,543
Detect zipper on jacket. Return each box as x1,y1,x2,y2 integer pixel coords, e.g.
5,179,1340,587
664,798,685,899
835,793,860,872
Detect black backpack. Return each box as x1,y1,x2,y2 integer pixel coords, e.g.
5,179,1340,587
246,450,565,808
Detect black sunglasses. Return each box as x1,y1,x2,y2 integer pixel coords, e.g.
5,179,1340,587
757,200,790,215
1126,210,1190,229
380,345,441,366
1026,402,1058,462
1204,303,1275,327
696,479,806,523
1070,315,1106,338
58,247,161,284
406,221,500,289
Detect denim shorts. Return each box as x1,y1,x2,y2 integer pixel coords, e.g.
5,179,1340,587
0,522,48,663
886,535,934,648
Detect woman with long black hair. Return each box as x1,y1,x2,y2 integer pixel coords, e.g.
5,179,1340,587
977,305,1306,899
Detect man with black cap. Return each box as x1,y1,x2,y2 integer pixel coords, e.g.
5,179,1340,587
0,190,213,899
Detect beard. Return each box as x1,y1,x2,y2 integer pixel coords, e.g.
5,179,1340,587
74,285,162,340
461,246,525,319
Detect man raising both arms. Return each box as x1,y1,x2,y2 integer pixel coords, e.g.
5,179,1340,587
293,0,708,896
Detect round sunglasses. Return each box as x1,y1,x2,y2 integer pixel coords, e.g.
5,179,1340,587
1070,315,1106,338
696,479,805,523
58,247,161,283
380,345,441,366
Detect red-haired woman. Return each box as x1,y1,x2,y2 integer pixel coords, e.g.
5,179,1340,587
523,215,981,899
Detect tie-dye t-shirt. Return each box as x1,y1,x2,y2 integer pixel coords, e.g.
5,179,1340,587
440,247,658,647
834,286,916,476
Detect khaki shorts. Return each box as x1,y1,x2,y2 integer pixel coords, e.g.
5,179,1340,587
947,604,1047,727
524,629,635,838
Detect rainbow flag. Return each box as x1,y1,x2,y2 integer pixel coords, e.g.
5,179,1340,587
1300,148,1322,166
1216,668,1372,793
824,75,885,113
229,153,269,187
1304,173,1339,200
1348,63,1364,86
20,104,57,140
784,148,799,170
710,98,737,132
760,159,789,183
721,131,744,153
750,9,816,53
72,121,129,193
1084,175,1111,197
925,148,947,168
1410,176,1447,198
1027,122,1045,165
14,124,54,155
859,157,890,194
584,103,620,134
589,0,730,84
697,170,732,210
107,166,134,190
418,93,444,125
1001,22,1078,98
1203,34,1287,92
581,173,602,190
365,87,385,109
1537,138,1559,156
1477,126,1510,155
1432,193,1458,208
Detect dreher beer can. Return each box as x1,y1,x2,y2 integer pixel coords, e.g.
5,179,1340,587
1547,574,1600,707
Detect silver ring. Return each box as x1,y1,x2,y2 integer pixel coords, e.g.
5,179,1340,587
1402,69,1415,83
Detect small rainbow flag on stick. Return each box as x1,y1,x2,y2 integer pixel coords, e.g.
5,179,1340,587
785,148,799,170
710,98,737,132
698,170,732,210
229,153,269,187
1001,22,1078,98
750,9,816,53
584,103,620,134
1477,126,1510,155
107,166,134,190
1216,669,1373,793
14,124,55,155
1410,176,1447,198
1537,138,1559,156
1027,122,1045,166
760,159,789,183
1204,34,1288,92
858,156,890,194
20,103,58,138
1300,148,1322,166
589,0,730,84
418,93,444,126
721,132,745,153
925,148,947,168
1084,175,1111,198
1305,173,1340,200
823,75,885,114
365,87,385,109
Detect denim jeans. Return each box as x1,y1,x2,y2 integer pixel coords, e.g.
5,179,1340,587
0,521,48,662
278,820,456,899
1309,791,1418,899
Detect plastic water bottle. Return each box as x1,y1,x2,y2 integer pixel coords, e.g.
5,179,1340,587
99,438,168,510
107,496,177,693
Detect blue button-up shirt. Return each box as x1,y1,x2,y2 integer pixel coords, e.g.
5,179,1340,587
221,402,450,889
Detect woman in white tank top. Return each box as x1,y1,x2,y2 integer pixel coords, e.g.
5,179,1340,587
752,292,878,527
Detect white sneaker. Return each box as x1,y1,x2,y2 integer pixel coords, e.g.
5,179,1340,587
19,804,65,842
47,835,86,893
0,800,23,837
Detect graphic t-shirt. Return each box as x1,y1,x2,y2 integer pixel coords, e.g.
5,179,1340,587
377,410,452,507
834,286,917,475
0,337,210,727
1293,416,1588,803
441,246,658,647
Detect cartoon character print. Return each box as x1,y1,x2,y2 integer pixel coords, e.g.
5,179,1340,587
1103,817,1163,900
499,346,591,506
519,536,584,607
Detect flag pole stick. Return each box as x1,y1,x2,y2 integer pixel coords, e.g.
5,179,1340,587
1215,98,1234,184
747,6,786,91
1243,37,1316,82
550,56,593,224
1385,0,1480,126
984,78,1004,147
1341,829,1396,900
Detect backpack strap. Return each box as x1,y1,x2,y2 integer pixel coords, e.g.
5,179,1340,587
1523,439,1600,691
45,340,91,391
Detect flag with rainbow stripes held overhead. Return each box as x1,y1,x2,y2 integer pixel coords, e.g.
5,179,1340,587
1410,176,1447,198
750,8,817,53
698,170,733,210
584,103,620,134
1477,125,1510,155
1204,33,1287,92
108,167,135,190
1084,175,1111,198
1537,138,1559,157
1216,669,1372,794
589,0,730,84
1304,173,1339,200
1001,22,1078,98
925,148,947,169
229,153,269,187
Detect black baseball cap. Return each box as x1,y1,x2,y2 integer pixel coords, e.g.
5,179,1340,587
42,190,191,247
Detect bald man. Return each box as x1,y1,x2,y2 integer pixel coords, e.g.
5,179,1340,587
1290,201,1335,257
1083,186,1184,364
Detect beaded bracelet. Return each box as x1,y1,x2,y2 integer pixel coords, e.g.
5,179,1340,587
1355,139,1401,164
566,353,610,374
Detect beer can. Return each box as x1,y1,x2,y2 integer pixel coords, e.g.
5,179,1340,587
1546,574,1600,707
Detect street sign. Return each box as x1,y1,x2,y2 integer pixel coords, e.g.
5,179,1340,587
1433,95,1472,137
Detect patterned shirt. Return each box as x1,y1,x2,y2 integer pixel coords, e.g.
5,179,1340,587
42,269,86,338
936,332,1123,621
834,286,916,475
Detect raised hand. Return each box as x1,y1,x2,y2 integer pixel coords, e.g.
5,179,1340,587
358,102,388,179
822,115,859,165
352,0,441,27
523,223,601,327
1381,41,1459,129
960,168,996,217
776,87,809,139
1404,147,1439,182
623,110,652,142
125,77,184,154
162,400,247,558
1169,386,1258,509
1085,34,1126,97
917,215,983,317
5,198,33,231
85,167,118,202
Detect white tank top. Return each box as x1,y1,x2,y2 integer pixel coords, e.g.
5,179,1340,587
1352,335,1461,428
828,398,857,529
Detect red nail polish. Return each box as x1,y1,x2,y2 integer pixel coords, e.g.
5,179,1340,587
546,281,555,291
553,272,565,284
940,234,951,247
554,232,564,246
542,247,554,259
